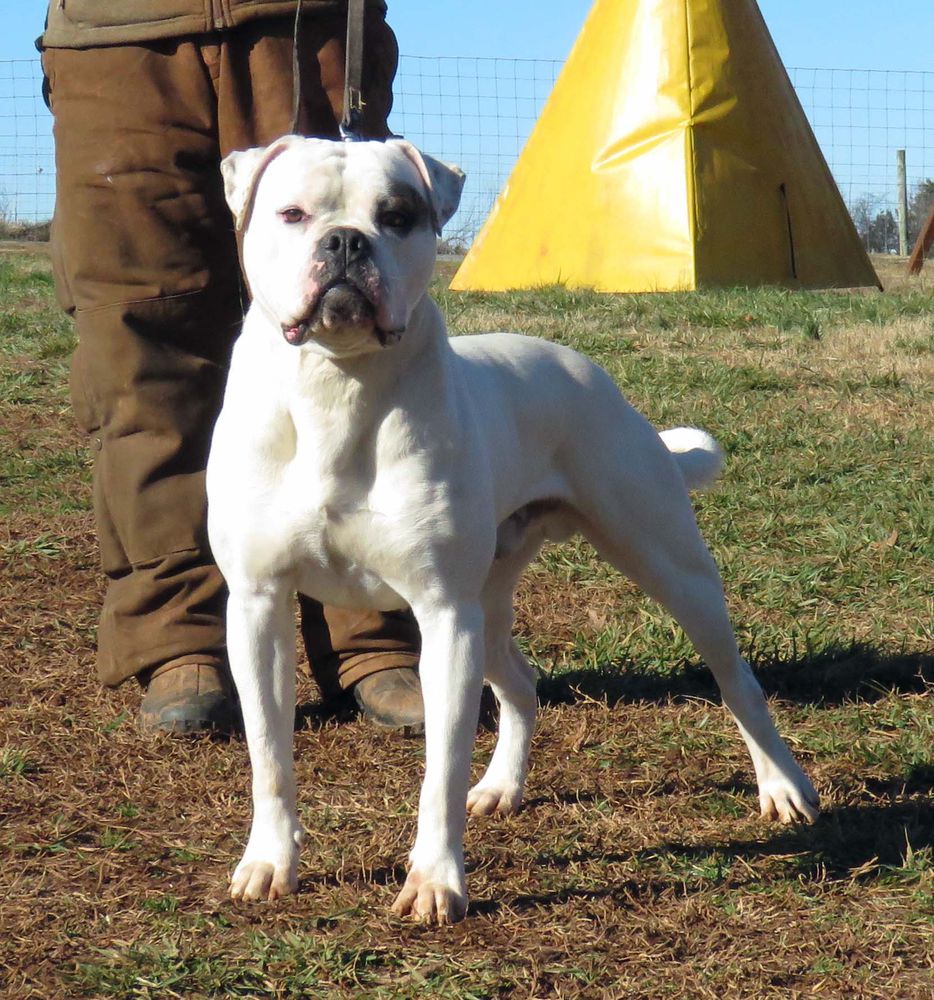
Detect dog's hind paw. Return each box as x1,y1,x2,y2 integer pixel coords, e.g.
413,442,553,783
466,782,522,817
230,858,298,902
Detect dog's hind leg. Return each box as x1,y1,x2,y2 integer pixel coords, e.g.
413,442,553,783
466,507,577,817
467,558,538,817
226,585,304,901
467,637,536,817
580,472,818,824
467,532,545,816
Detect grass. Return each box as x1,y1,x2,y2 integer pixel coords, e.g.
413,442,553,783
0,247,932,998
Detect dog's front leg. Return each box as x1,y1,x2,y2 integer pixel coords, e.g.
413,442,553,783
391,602,485,925
226,586,303,901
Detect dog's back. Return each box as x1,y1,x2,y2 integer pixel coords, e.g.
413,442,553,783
450,331,724,498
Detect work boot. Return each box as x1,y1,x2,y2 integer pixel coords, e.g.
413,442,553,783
139,662,237,734
352,667,425,734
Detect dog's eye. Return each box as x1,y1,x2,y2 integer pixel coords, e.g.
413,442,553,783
279,207,307,225
380,210,411,231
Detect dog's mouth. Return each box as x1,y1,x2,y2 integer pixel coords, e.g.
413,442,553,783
283,281,402,348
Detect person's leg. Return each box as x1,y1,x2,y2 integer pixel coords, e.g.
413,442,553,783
300,606,422,727
44,40,241,726
214,13,423,726
213,9,399,149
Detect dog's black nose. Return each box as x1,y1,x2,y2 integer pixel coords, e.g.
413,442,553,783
319,227,371,265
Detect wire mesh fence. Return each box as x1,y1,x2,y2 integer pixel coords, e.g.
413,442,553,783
1,55,932,253
0,59,54,228
389,55,563,247
789,67,933,253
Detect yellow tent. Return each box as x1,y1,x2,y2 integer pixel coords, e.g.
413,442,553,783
451,0,880,293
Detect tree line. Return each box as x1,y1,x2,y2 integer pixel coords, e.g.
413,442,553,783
850,179,934,254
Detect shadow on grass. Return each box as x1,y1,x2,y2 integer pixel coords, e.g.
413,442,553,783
293,684,499,732
470,799,934,917
279,642,931,728
294,695,359,731
639,797,934,884
536,642,933,708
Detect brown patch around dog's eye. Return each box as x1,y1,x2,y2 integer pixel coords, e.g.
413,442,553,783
376,183,429,236
380,210,411,231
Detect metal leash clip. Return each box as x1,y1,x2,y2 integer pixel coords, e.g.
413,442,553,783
339,93,365,143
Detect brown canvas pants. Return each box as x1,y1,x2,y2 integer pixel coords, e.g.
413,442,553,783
42,12,420,690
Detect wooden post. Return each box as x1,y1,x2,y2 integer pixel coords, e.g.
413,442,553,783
896,150,909,257
907,204,934,275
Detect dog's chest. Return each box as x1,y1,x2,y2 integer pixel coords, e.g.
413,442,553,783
213,353,445,611
275,456,409,611
298,509,407,611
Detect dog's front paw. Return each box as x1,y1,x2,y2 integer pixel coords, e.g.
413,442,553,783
758,769,820,825
391,864,467,925
466,780,522,817
230,828,302,902
230,858,297,901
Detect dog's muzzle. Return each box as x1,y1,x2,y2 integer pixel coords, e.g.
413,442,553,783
282,226,402,347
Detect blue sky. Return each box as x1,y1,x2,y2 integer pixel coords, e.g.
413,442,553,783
3,1,932,224
6,0,933,70
390,1,934,71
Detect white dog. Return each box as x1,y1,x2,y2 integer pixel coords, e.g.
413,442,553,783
207,135,819,925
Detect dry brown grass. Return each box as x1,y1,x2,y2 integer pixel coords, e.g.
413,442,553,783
871,254,933,293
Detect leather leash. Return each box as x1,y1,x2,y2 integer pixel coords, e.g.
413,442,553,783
289,0,304,134
246,2,367,312
341,0,367,140
289,0,367,140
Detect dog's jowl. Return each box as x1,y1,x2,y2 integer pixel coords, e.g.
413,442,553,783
207,136,819,925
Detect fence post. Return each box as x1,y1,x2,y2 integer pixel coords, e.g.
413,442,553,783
897,149,909,256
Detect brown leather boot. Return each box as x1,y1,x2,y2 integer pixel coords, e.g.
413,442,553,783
139,662,237,734
352,667,425,734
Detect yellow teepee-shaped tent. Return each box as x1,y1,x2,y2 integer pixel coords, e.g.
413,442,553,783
451,0,879,293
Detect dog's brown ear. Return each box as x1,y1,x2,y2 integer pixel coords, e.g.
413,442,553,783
221,135,305,231
391,140,466,235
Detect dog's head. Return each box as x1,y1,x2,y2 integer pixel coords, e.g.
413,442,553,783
222,136,465,358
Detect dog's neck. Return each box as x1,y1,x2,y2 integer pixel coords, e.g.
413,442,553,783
244,290,443,375
242,293,450,474
322,294,449,483
292,293,443,387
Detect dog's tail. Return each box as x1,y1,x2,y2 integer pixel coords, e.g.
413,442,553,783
659,427,724,491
